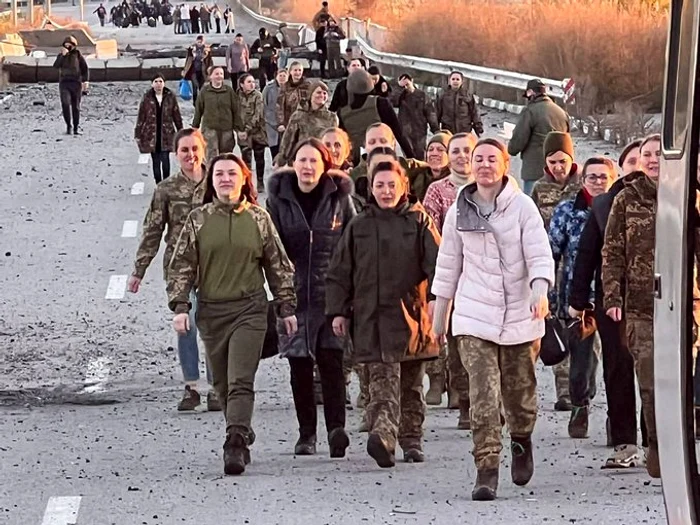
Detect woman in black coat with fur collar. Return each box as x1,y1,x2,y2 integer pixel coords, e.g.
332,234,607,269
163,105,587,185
266,138,356,458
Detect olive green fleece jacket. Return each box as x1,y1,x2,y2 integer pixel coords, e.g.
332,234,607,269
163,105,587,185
192,83,243,132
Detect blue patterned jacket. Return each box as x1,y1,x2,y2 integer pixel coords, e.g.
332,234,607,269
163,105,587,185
548,189,592,319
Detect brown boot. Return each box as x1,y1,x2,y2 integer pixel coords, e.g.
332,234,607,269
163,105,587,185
223,433,249,475
457,399,471,430
646,443,661,478
447,387,460,409
425,374,446,406
472,468,498,501
511,435,534,486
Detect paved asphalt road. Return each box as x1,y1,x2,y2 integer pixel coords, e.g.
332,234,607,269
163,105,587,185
0,4,666,524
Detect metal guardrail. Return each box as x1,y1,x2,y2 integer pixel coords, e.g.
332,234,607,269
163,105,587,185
354,35,566,100
236,0,568,101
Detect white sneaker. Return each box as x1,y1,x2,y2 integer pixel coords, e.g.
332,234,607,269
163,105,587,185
603,444,644,469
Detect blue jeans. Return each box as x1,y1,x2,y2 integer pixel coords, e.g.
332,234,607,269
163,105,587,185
178,293,212,384
278,48,290,70
522,179,536,196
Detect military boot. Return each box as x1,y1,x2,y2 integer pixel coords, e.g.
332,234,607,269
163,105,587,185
294,434,317,456
223,433,249,475
457,399,471,430
367,433,395,468
471,468,499,501
328,428,350,458
425,374,446,406
511,435,534,486
568,406,589,439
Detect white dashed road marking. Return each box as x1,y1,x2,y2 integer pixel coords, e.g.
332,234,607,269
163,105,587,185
121,220,139,238
105,274,128,299
82,357,111,393
40,496,81,525
131,182,145,195
137,153,150,165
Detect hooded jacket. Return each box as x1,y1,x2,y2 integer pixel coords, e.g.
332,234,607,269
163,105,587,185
602,174,657,319
52,47,89,83
266,169,356,358
507,94,570,182
326,197,441,363
431,177,555,345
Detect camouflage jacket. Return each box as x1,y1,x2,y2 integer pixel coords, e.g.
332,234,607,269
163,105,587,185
276,77,311,128
167,198,297,316
436,86,483,135
601,174,657,319
133,171,207,280
275,103,338,166
134,87,183,154
237,89,268,147
531,166,582,230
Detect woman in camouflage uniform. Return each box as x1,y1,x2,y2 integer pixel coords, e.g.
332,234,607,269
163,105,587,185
601,133,661,479
168,153,297,476
275,81,338,167
237,73,268,192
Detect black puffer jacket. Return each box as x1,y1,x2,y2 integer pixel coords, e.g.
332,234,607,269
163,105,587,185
266,168,356,358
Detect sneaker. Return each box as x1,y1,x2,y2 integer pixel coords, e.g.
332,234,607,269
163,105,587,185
206,390,222,412
603,444,643,469
177,385,201,411
367,433,395,468
568,406,589,438
403,448,425,463
294,435,317,456
223,433,248,475
472,468,499,501
328,428,349,458
511,435,534,486
646,443,661,478
554,398,572,411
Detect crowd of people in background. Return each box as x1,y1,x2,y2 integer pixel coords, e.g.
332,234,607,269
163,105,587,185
38,0,673,503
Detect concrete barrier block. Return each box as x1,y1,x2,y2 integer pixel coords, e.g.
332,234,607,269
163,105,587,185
141,58,178,81
104,57,142,82
86,58,106,82
3,55,38,83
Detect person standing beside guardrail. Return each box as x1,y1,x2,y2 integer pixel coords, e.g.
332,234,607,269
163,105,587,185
52,36,89,136
436,71,482,140
275,23,292,70
253,27,281,86
507,79,570,196
324,19,345,79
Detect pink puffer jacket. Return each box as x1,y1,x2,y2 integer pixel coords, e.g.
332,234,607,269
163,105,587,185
431,177,555,345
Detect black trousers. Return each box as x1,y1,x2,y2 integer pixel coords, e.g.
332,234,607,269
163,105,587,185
596,309,648,447
240,142,266,186
191,71,206,105
150,150,170,183
59,80,82,130
289,348,346,439
269,144,280,161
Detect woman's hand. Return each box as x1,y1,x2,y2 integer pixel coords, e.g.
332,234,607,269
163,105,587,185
606,307,622,322
173,313,190,334
332,316,349,337
282,315,298,335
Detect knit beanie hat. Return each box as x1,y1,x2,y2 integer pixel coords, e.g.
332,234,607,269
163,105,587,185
347,69,375,97
543,131,574,159
427,131,453,150
618,139,642,168
63,35,78,47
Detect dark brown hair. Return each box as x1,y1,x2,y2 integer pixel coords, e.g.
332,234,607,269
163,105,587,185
583,156,616,177
172,127,206,154
238,73,255,90
370,160,410,197
291,137,334,173
448,132,477,149
204,153,258,205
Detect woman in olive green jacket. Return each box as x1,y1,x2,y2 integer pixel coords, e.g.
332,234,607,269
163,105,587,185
168,153,297,476
326,160,441,469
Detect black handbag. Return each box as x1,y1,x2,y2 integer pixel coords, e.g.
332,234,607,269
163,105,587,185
540,315,569,366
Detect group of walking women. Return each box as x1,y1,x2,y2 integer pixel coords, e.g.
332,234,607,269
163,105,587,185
128,60,667,501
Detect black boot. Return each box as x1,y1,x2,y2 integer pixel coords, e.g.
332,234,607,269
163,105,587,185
65,124,72,135
511,435,534,486
367,433,395,468
223,433,249,475
328,428,349,458
73,126,82,136
294,434,317,456
472,468,499,501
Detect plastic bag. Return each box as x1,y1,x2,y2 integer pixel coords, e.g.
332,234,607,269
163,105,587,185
179,79,192,101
